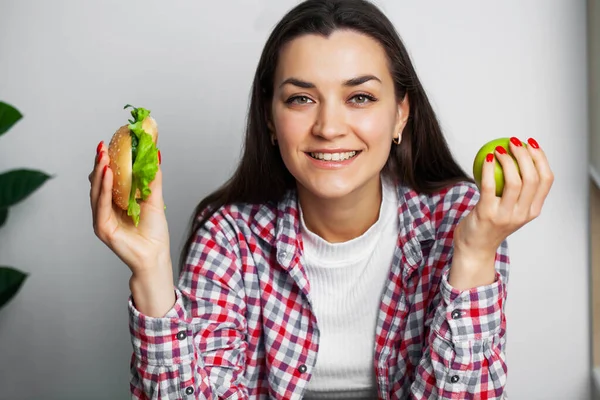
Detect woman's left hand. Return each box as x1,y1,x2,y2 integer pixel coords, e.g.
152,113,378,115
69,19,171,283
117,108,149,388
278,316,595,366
451,137,554,287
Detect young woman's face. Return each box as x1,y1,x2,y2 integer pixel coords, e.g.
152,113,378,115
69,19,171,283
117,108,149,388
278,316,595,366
270,29,409,201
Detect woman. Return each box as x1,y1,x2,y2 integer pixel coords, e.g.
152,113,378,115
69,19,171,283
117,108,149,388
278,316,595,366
89,0,553,399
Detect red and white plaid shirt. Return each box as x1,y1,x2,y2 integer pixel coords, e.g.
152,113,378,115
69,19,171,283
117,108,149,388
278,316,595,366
128,181,509,399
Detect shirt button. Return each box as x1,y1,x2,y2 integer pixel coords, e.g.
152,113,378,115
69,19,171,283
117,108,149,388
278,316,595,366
298,364,307,373
185,386,194,395
176,331,187,340
451,310,462,319
450,375,460,383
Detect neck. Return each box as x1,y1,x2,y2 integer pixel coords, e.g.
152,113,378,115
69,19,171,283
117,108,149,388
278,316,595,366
297,177,382,243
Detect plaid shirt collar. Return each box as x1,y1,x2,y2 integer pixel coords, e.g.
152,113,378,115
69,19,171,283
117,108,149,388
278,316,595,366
248,183,438,292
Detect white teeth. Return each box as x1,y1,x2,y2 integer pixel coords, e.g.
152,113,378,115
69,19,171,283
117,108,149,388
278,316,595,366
309,151,357,161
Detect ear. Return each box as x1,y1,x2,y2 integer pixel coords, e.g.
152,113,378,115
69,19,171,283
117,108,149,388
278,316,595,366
265,116,277,146
265,102,275,133
266,117,276,143
394,94,410,139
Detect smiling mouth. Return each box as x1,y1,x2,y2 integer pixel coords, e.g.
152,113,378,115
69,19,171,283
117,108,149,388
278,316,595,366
308,151,361,161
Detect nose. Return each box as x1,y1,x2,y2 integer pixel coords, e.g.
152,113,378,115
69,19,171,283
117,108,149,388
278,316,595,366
311,100,348,140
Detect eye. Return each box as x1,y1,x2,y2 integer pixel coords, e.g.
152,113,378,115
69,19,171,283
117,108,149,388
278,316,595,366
285,95,314,105
349,94,377,105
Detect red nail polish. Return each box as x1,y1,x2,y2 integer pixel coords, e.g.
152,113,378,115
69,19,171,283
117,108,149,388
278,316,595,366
96,141,104,155
495,146,507,155
510,137,522,147
96,151,104,164
158,150,161,165
102,165,108,178
527,138,540,149
486,153,494,162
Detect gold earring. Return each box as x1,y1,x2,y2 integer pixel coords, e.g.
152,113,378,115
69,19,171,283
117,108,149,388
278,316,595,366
270,135,277,146
392,135,401,145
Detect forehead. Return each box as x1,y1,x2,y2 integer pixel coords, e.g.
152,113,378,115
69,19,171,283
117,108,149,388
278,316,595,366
275,29,391,84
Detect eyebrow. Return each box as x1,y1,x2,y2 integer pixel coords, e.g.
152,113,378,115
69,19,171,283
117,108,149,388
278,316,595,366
279,74,381,89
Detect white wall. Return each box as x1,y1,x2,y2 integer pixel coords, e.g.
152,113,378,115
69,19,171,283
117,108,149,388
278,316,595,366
591,0,600,187
0,1,590,399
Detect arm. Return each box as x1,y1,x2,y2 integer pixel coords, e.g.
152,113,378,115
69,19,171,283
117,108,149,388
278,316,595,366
128,212,249,399
410,240,509,399
409,183,510,399
411,136,553,398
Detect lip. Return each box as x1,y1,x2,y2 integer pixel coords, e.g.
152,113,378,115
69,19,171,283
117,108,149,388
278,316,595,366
304,150,361,169
305,148,358,153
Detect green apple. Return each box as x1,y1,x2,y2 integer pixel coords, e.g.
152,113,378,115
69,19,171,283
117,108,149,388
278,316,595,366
472,137,526,197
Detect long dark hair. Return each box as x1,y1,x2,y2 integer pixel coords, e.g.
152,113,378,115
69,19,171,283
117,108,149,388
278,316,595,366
178,0,473,271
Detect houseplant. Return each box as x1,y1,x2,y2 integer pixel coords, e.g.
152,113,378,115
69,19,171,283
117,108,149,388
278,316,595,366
0,101,52,309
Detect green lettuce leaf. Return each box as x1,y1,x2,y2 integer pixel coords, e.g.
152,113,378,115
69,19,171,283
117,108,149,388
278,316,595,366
123,105,159,226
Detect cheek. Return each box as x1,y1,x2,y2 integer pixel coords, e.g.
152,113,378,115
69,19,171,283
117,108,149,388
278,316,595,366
351,108,396,146
273,108,313,145
272,111,307,171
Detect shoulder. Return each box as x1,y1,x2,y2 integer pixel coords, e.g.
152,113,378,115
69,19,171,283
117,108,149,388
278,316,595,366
397,180,480,237
196,195,289,245
428,180,480,215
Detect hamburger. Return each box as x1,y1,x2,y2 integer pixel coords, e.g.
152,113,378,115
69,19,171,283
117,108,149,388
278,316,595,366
107,104,160,226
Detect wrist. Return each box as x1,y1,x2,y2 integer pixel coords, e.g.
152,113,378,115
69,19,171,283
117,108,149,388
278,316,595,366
129,256,176,318
131,252,173,281
448,245,497,290
132,249,173,275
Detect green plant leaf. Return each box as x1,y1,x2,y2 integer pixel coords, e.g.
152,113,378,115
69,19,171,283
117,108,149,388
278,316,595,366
0,169,53,208
0,266,28,309
0,207,7,228
0,102,23,137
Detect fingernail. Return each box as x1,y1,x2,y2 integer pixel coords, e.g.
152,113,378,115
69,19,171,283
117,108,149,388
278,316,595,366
102,165,108,178
527,137,540,149
495,146,507,155
510,137,522,147
158,150,161,165
96,141,104,155
486,153,494,162
96,151,104,164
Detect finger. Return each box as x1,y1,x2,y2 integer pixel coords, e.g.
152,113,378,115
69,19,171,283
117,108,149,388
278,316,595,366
95,163,118,242
508,137,539,216
90,149,107,215
495,145,521,210
478,152,499,213
89,141,105,186
93,141,104,170
526,138,554,218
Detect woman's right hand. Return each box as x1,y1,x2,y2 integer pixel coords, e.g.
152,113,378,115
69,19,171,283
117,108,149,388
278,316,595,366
89,141,172,278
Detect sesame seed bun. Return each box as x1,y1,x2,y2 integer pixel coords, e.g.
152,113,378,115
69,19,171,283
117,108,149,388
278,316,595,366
107,117,158,210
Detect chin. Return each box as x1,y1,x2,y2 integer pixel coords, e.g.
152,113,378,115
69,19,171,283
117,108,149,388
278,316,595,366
298,176,366,200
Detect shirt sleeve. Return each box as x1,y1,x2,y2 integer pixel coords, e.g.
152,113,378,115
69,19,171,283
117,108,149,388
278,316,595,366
410,184,510,399
128,212,250,400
